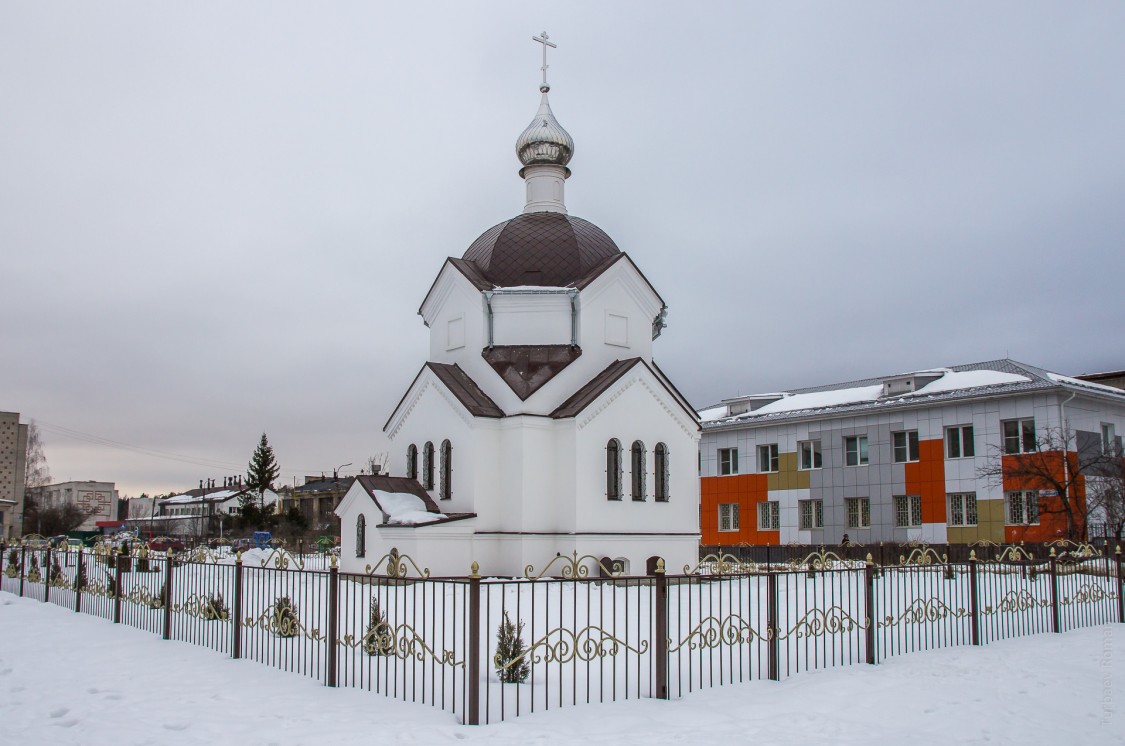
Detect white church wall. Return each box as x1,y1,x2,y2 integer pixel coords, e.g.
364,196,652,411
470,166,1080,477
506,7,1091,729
489,293,572,346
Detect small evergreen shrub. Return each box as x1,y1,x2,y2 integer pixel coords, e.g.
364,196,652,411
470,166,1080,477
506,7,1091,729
494,612,530,684
4,549,19,577
49,558,64,584
27,554,42,582
363,597,390,656
272,596,301,637
202,592,229,621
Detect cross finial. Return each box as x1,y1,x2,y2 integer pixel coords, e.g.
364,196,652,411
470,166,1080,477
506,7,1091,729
532,31,556,92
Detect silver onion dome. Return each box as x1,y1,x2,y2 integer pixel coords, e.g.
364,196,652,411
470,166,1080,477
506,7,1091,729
515,87,574,167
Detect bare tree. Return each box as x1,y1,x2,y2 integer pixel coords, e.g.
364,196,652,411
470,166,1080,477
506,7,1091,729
978,426,1121,541
1086,443,1125,545
21,421,52,537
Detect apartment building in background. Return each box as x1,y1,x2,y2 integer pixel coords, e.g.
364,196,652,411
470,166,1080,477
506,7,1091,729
699,360,1125,546
0,412,29,540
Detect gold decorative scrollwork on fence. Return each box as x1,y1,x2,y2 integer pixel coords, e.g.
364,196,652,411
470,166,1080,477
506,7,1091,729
684,553,763,576
524,551,623,581
777,605,868,639
667,614,769,652
877,598,970,628
783,547,852,573
980,589,1051,615
969,539,1003,548
899,545,948,566
340,622,462,666
993,545,1035,563
1058,583,1119,606
244,601,322,640
365,548,430,579
184,545,225,565
122,584,165,609
174,593,231,621
83,579,115,599
25,567,42,583
1052,542,1102,561
497,625,649,672
254,548,305,571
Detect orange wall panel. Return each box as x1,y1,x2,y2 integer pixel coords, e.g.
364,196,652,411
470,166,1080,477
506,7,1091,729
1001,450,1087,542
905,438,946,523
700,473,773,545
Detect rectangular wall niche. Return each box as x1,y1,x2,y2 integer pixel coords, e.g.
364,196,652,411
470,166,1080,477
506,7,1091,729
446,315,465,351
605,311,629,348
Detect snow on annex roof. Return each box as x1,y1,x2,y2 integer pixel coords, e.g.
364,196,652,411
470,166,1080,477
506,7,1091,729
699,359,1125,430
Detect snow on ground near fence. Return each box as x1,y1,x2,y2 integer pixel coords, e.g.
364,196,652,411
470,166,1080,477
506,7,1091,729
1,591,1121,745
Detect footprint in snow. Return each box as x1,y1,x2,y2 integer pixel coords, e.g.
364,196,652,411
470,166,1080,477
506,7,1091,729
53,718,79,728
163,723,189,731
49,707,69,718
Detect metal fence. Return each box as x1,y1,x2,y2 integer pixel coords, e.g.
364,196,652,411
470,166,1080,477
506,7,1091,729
1,539,1121,725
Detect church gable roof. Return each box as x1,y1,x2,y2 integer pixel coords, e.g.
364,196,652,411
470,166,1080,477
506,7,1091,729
426,362,506,418
354,475,442,513
550,357,701,428
482,344,582,400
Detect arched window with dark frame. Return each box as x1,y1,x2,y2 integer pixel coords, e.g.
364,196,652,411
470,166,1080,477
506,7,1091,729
439,439,452,500
407,444,418,480
631,440,646,501
654,443,669,502
356,514,366,558
606,439,622,500
423,441,435,490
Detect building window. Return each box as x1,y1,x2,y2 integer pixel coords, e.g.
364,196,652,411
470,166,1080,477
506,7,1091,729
718,447,739,476
654,443,669,502
948,492,978,526
892,431,919,463
1002,418,1036,454
1103,423,1118,454
1006,490,1040,525
718,503,740,532
844,436,869,467
439,440,452,500
894,495,922,527
606,439,623,500
945,425,975,459
356,514,366,558
798,440,822,470
422,442,435,489
757,501,780,530
631,441,646,501
406,444,418,480
846,497,870,529
798,499,824,529
758,444,779,473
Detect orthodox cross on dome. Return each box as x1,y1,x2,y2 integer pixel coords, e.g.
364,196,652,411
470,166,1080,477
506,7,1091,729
532,31,556,92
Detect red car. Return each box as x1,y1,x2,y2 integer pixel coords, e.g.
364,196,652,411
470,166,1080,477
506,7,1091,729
147,538,186,552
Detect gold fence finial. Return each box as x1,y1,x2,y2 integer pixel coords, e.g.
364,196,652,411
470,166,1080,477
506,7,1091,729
166,548,174,560
969,549,977,561
330,554,338,569
656,557,665,575
1117,545,1122,556
1049,546,1057,558
470,560,480,578
235,549,243,564
865,552,873,565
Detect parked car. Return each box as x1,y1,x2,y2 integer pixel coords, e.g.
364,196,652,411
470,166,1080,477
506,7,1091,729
229,538,252,553
147,537,185,552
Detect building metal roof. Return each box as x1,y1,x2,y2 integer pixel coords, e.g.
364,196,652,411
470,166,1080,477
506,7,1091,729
701,358,1125,431
426,363,506,418
482,344,582,400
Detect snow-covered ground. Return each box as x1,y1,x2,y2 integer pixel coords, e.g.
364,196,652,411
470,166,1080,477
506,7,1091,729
2,590,1121,745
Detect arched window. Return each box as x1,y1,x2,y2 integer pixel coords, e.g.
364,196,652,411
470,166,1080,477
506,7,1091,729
356,514,366,558
406,444,418,480
631,441,646,501
423,441,435,490
654,443,669,502
606,439,622,500
439,439,452,500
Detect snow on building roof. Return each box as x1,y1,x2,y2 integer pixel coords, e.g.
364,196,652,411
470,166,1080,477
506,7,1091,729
700,359,1125,428
373,491,442,526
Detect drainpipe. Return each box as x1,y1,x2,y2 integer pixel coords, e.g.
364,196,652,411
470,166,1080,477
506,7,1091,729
567,288,578,347
483,291,495,349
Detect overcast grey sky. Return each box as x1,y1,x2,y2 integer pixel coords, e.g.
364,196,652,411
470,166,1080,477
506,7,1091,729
2,2,1123,497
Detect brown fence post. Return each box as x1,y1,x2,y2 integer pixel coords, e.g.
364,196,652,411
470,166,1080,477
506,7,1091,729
864,554,876,664
232,551,244,659
163,549,174,640
653,557,669,700
326,556,339,687
113,545,124,624
767,570,779,681
1116,546,1123,625
1048,547,1060,634
75,546,84,614
968,550,980,646
19,544,26,597
44,546,52,604
467,561,481,725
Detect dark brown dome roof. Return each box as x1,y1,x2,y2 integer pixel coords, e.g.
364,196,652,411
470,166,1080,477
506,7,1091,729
462,212,620,288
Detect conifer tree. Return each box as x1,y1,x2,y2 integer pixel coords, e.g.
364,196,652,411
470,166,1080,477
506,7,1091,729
363,597,389,655
247,433,281,495
494,612,530,683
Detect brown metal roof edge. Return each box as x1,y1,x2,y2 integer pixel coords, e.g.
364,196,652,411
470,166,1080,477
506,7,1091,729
550,358,642,418
572,252,666,309
376,512,477,528
482,344,583,401
650,359,703,427
416,257,495,318
427,362,506,417
382,363,430,434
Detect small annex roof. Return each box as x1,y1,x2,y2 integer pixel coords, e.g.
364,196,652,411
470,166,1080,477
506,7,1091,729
700,359,1125,429
351,475,475,528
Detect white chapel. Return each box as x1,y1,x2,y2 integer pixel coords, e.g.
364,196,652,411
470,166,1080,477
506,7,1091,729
336,40,701,577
